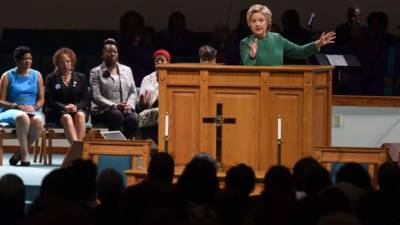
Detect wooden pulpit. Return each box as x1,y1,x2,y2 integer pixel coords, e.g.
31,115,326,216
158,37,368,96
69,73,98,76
158,64,334,171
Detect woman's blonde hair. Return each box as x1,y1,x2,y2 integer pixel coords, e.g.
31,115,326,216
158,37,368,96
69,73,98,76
246,4,272,32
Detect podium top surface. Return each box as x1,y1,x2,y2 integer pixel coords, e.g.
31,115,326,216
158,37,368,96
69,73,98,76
157,63,334,72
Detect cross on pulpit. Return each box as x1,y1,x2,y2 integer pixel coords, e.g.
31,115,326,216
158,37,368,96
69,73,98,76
202,103,236,170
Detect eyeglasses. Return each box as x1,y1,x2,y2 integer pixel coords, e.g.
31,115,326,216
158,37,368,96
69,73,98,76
154,56,167,64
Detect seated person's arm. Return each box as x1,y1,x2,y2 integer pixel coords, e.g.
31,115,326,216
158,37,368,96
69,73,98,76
90,69,117,108
75,74,90,111
138,90,152,110
125,68,138,111
45,74,66,111
0,73,18,109
34,72,45,111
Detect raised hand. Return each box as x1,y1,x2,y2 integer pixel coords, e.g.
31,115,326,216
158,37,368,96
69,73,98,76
316,31,336,49
249,38,258,59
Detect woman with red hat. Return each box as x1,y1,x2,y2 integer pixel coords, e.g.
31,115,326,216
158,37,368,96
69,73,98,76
137,49,171,143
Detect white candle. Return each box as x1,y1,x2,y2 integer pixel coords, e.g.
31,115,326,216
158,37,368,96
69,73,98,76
165,112,169,137
277,116,282,140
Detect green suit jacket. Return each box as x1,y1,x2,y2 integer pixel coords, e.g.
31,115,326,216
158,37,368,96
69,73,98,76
240,32,318,66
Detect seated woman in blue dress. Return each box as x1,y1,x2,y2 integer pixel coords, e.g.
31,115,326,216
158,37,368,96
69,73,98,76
0,46,45,166
45,47,90,143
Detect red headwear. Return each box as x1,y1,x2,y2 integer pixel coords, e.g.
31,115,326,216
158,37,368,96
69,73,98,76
153,49,171,62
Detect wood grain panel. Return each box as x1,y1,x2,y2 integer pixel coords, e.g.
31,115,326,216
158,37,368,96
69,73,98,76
208,89,260,169
159,64,333,171
208,71,261,86
332,95,400,107
313,89,329,149
268,73,305,87
168,88,200,166
313,72,330,86
269,89,303,168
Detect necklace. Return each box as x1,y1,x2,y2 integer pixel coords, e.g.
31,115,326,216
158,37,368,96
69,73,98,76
61,74,71,86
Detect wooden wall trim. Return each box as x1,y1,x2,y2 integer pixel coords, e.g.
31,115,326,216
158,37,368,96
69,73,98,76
158,64,334,72
333,95,400,107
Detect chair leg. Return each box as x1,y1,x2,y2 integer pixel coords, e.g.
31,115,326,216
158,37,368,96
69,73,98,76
44,129,56,165
87,128,96,139
33,140,37,163
40,130,48,164
33,139,39,163
49,153,53,165
0,129,4,166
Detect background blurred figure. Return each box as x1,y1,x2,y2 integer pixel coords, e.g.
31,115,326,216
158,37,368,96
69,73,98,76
118,11,146,85
131,26,158,86
0,46,45,166
157,11,200,61
335,6,365,46
281,9,313,64
234,8,252,42
45,47,89,143
366,11,396,95
385,41,400,95
210,24,235,64
118,10,145,46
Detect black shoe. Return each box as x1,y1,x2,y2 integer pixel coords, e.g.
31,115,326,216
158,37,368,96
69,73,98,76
9,151,21,166
20,161,30,167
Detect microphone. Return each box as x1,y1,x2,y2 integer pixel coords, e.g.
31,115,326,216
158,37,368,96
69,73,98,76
306,12,316,29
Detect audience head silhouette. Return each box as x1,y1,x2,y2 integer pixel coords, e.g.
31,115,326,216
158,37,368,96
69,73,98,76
293,157,320,191
336,162,372,191
176,154,218,205
225,163,255,195
0,174,26,225
148,152,175,184
96,168,124,205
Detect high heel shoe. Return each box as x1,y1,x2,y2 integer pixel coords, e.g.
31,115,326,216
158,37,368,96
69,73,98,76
20,161,30,167
9,151,21,166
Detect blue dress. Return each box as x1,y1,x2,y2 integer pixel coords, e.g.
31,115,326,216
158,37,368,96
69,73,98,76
0,68,44,125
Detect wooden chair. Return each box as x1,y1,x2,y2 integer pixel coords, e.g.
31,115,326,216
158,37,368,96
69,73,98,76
313,146,389,185
0,122,42,165
39,122,96,165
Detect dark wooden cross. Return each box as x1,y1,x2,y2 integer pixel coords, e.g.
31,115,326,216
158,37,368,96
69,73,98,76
202,103,236,166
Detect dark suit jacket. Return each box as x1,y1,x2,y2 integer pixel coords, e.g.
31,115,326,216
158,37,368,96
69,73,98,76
45,71,90,118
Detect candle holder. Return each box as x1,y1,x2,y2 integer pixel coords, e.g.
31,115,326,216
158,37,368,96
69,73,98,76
277,138,283,165
216,162,224,172
277,115,283,165
164,135,169,153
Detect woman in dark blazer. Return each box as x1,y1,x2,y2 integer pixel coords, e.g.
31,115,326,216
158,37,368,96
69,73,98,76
45,47,90,143
90,38,138,139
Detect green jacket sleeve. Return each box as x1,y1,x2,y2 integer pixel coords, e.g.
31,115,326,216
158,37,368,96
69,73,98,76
240,37,256,66
281,35,318,59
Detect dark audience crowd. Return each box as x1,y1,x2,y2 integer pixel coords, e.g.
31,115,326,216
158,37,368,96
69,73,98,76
1,153,400,225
